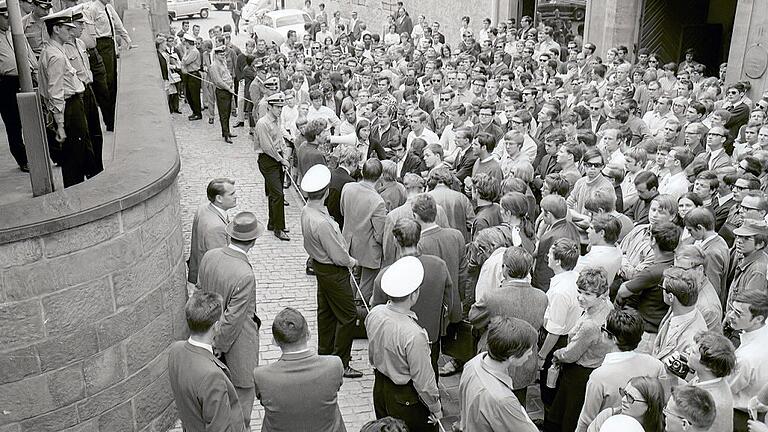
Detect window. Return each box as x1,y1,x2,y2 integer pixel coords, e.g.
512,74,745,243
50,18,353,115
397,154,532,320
381,0,397,13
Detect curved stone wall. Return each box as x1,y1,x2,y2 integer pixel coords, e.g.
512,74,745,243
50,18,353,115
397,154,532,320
0,9,185,432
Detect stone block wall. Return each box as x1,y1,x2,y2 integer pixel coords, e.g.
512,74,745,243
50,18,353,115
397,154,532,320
0,182,187,432
285,0,495,48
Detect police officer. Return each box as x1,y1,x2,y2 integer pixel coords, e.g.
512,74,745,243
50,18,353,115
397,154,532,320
366,256,442,431
0,0,36,172
254,92,290,240
22,0,51,57
300,164,364,378
64,5,103,176
181,33,202,121
39,8,95,186
208,44,236,142
73,0,110,131
84,0,132,132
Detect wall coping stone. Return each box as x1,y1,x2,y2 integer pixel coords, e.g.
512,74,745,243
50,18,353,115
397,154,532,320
0,9,179,245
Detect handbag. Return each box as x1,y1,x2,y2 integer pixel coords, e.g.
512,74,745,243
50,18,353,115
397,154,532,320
441,320,477,363
169,71,181,84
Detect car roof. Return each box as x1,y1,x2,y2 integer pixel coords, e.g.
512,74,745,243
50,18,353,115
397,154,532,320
265,8,306,18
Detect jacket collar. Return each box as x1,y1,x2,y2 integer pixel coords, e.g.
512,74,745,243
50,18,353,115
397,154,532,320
280,350,315,361
184,341,229,371
222,246,251,265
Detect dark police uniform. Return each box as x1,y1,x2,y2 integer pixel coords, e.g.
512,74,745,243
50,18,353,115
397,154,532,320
254,92,289,238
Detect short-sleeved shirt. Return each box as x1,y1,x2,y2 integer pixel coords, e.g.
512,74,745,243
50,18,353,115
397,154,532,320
622,252,674,333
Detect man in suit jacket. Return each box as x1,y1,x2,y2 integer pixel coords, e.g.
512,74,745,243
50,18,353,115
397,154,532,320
253,308,346,432
428,167,475,242
197,212,264,429
340,158,388,302
452,128,477,185
168,292,246,432
188,178,237,285
532,195,581,291
696,126,732,171
651,268,708,362
325,147,359,229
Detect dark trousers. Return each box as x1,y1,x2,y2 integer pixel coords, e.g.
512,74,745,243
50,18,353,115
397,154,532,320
539,334,569,407
95,37,117,124
313,260,357,368
185,71,202,116
215,88,233,137
87,47,113,130
733,409,764,432
83,85,103,177
373,370,436,432
258,153,286,230
168,93,179,113
62,93,95,187
0,75,27,167
543,363,595,432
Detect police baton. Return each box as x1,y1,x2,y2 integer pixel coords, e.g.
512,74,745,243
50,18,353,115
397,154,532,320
283,168,370,313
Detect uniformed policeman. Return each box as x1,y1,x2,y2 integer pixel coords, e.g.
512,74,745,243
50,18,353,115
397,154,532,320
0,0,36,172
300,164,364,378
71,0,110,130
208,44,235,142
39,7,95,186
181,33,202,120
366,256,443,431
254,92,290,240
64,5,102,176
22,0,51,57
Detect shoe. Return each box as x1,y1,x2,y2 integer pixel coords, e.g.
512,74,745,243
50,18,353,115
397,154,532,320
233,121,244,128
284,200,289,207
224,136,233,144
172,110,182,114
208,118,214,124
343,366,363,378
188,115,202,120
19,164,29,173
306,266,315,275
228,133,237,138
273,230,290,241
438,359,462,377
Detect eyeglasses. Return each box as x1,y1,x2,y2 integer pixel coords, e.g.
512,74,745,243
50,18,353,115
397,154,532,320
727,90,740,95
431,79,442,83
584,161,604,168
440,97,452,101
619,387,646,404
740,204,762,212
707,132,726,138
732,184,747,191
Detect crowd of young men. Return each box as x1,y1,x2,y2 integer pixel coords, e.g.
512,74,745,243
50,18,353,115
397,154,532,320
172,2,768,431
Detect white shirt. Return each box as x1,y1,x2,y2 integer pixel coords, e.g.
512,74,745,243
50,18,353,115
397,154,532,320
658,170,690,201
729,324,768,410
642,110,676,136
187,337,213,354
406,128,440,150
212,203,228,222
574,245,623,285
543,270,583,335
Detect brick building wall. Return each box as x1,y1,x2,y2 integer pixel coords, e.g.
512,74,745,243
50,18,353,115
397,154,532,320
0,182,187,432
285,0,495,48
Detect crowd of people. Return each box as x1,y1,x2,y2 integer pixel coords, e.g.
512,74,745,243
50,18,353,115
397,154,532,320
167,1,768,431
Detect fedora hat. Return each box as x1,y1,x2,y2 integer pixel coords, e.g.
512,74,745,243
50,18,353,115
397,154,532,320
225,211,265,241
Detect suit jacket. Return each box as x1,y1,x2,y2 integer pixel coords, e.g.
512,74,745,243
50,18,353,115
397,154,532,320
418,226,467,324
197,247,260,387
376,181,407,212
340,182,388,269
188,203,229,284
253,351,346,432
168,341,246,432
399,152,425,179
369,124,399,150
429,184,475,243
696,150,732,171
325,167,355,229
652,309,708,362
588,115,606,134
468,279,548,389
381,200,450,267
531,218,581,291
452,147,478,184
713,197,734,232
372,254,457,340
699,234,731,302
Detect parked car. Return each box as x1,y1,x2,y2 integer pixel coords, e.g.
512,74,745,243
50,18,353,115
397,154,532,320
167,0,212,20
240,0,271,18
241,8,312,45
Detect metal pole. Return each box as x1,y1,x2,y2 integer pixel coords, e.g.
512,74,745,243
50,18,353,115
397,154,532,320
6,0,32,92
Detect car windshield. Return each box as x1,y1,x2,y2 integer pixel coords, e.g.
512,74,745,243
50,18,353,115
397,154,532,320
275,14,308,27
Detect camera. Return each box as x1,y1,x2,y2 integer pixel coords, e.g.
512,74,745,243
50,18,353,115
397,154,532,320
665,351,690,378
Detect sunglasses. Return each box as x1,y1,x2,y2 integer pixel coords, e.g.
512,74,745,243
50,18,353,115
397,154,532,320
619,387,646,404
584,161,604,168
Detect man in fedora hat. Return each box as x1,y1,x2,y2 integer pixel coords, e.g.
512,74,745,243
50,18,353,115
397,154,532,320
254,92,291,241
729,217,768,307
366,256,442,431
301,164,364,379
197,211,265,429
